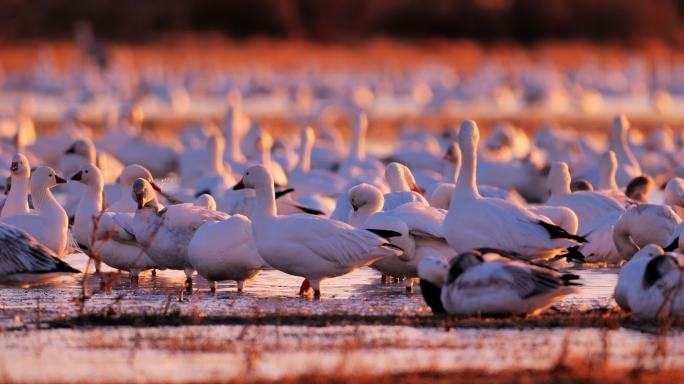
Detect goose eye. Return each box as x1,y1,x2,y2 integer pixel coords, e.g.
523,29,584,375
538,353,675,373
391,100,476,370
49,174,53,177
85,170,89,174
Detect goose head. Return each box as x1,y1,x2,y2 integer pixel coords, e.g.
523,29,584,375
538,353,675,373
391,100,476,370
348,183,383,212
9,153,30,178
631,244,664,261
119,164,160,192
446,251,484,285
65,138,96,163
625,175,654,203
643,254,680,289
132,178,160,210
417,255,450,314
195,193,216,210
664,177,684,207
233,165,272,191
70,163,104,190
31,166,66,191
547,161,572,197
570,179,594,192
459,120,480,152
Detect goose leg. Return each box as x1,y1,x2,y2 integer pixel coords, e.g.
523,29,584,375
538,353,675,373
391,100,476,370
381,274,388,284
298,278,312,296
210,281,217,293
130,269,140,286
405,278,414,293
151,269,157,277
310,279,321,300
237,280,245,293
184,268,194,291
94,259,101,274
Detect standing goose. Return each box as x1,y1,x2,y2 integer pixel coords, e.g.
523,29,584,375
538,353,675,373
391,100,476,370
443,120,586,261
1,167,68,256
338,112,384,181
188,214,267,293
287,126,345,199
233,165,403,298
0,222,79,287
131,178,229,289
71,164,157,282
610,114,642,188
347,183,453,291
417,250,581,316
0,153,30,218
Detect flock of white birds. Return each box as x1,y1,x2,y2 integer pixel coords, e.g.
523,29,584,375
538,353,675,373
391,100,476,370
2,90,684,323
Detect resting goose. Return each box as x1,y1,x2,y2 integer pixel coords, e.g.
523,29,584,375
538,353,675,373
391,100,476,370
626,252,684,321
417,250,581,316
188,214,266,292
233,165,402,298
443,120,586,262
71,164,157,282
546,161,625,233
0,153,30,218
383,163,428,210
1,166,68,256
131,178,229,289
614,244,664,312
0,222,79,287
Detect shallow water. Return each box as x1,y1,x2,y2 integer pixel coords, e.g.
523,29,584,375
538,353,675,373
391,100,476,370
0,253,618,328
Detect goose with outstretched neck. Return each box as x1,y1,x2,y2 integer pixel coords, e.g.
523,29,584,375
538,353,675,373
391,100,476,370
1,166,68,256
610,114,642,187
0,153,30,218
442,120,586,262
232,165,403,298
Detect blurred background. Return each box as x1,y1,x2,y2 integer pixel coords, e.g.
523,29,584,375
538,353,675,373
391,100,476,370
0,0,681,43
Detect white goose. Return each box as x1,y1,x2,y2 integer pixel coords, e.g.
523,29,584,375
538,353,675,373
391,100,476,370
190,135,236,197
338,112,384,181
0,222,79,287
131,178,229,289
232,165,403,298
443,120,586,261
383,163,428,210
546,161,625,233
625,252,684,320
0,153,30,218
71,164,157,282
614,244,664,312
610,114,642,187
596,150,632,206
1,166,68,256
106,164,161,213
417,250,581,316
287,127,345,199
188,214,266,292
347,183,453,291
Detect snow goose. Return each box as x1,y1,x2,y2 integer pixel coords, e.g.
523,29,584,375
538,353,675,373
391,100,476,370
311,127,346,172
1,167,68,256
443,120,586,262
131,178,229,289
613,204,681,261
665,177,684,218
232,165,402,298
287,127,345,199
220,105,248,170
188,214,266,292
247,129,288,187
62,137,123,184
190,135,236,197
614,244,664,312
0,153,30,218
545,161,625,233
383,162,428,210
624,175,655,203
348,183,453,291
428,143,526,209
626,252,683,320
417,250,581,316
194,193,216,210
596,151,632,206
610,114,642,187
107,164,161,213
0,222,79,287
71,164,157,282
338,112,384,181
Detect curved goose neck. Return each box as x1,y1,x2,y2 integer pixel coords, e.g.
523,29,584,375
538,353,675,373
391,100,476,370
254,178,277,221
222,108,244,163
32,185,67,225
349,194,383,228
451,137,480,204
296,130,313,173
4,175,29,215
611,121,639,170
350,114,367,162
208,137,225,174
599,153,618,191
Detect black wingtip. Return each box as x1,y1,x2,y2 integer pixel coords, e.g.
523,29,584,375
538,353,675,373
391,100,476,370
54,258,81,274
293,205,325,216
366,228,402,239
382,242,404,252
563,246,586,263
193,189,212,198
419,279,446,315
538,220,588,243
664,236,679,252
275,188,295,199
